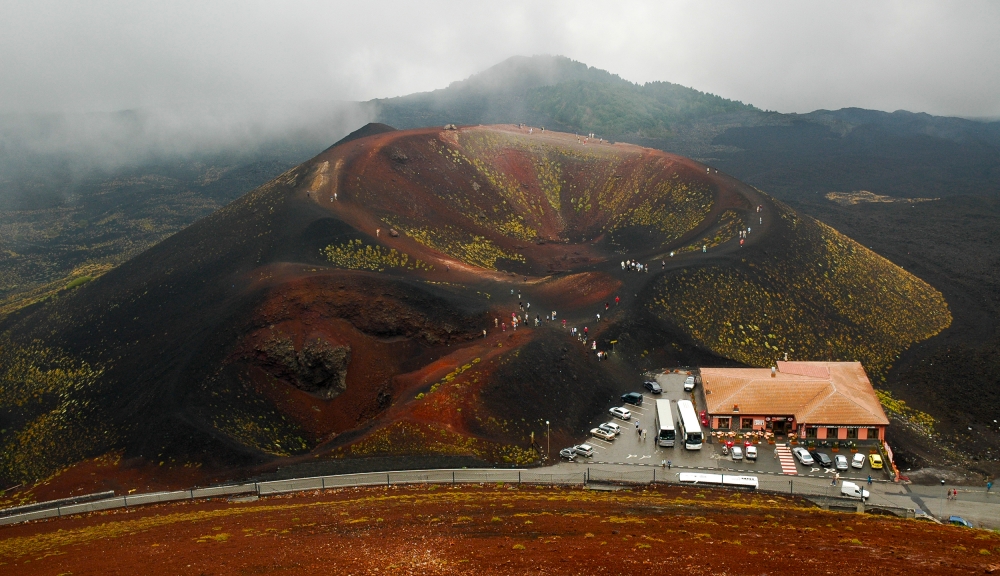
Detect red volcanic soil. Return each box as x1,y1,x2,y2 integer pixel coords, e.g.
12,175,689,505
2,485,997,575
532,272,622,309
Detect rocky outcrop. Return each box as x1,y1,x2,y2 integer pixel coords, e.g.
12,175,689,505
257,334,351,399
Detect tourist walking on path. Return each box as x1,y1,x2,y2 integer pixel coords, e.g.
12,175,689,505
989,481,993,494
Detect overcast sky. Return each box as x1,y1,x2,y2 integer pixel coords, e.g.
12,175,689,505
1,1,998,118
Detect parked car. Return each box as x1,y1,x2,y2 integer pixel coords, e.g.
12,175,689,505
809,450,833,468
949,516,974,528
621,392,643,406
643,381,662,394
699,410,710,427
590,427,616,441
559,447,577,461
574,444,595,458
841,481,870,500
609,407,632,420
851,453,866,469
683,376,696,391
868,454,883,469
834,454,849,471
792,447,814,465
745,446,758,461
598,422,622,436
731,446,743,461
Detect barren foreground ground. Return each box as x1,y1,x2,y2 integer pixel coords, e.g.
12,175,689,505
2,485,998,575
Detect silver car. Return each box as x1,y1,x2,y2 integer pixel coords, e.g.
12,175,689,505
851,453,866,469
834,454,849,471
609,407,632,420
559,447,577,461
574,444,595,457
792,446,814,465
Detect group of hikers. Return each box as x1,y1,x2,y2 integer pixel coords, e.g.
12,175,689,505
621,260,648,272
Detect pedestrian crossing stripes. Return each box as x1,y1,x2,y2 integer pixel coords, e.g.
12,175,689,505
775,443,798,475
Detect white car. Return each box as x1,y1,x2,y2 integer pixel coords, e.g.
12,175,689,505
598,422,622,436
792,446,814,465
851,453,866,469
574,444,595,457
609,407,632,420
731,446,743,461
683,376,696,391
590,427,616,441
835,454,849,471
745,446,758,461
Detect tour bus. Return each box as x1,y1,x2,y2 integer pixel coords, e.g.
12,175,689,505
655,399,676,447
678,472,759,490
676,399,703,450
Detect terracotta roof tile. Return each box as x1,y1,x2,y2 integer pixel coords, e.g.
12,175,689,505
702,362,888,426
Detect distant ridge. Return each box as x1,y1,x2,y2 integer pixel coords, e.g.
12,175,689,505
329,122,397,149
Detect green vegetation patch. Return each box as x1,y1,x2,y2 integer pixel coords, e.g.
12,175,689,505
876,389,935,432
678,210,744,253
649,206,951,381
0,337,112,483
389,221,525,271
322,239,432,272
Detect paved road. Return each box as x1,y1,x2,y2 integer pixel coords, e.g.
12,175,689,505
541,457,1000,529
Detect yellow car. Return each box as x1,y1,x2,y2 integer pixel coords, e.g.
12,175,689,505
868,454,883,469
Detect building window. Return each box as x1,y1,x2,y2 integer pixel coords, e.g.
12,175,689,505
846,428,858,439
826,427,838,439
741,418,754,430
868,427,880,440
717,417,731,430
805,427,818,439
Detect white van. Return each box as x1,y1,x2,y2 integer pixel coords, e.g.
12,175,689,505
841,481,870,500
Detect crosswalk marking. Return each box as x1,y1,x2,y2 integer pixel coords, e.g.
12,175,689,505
774,443,798,475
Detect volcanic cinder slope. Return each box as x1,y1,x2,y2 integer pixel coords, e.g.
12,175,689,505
0,124,950,490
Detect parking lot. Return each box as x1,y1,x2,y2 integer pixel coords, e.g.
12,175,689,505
566,371,890,481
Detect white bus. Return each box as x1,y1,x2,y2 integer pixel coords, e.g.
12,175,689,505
678,472,759,490
655,399,676,447
676,399,703,450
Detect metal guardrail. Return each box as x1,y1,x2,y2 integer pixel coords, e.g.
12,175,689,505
0,490,115,518
0,465,911,527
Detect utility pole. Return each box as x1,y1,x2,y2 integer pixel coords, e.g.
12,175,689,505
546,421,550,462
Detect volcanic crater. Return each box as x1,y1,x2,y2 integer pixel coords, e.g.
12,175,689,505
0,124,950,490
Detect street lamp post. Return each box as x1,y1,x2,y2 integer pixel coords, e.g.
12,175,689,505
546,421,550,462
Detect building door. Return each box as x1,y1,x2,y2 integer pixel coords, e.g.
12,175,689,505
772,420,790,436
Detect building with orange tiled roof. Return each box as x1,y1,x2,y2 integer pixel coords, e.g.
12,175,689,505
700,361,888,441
